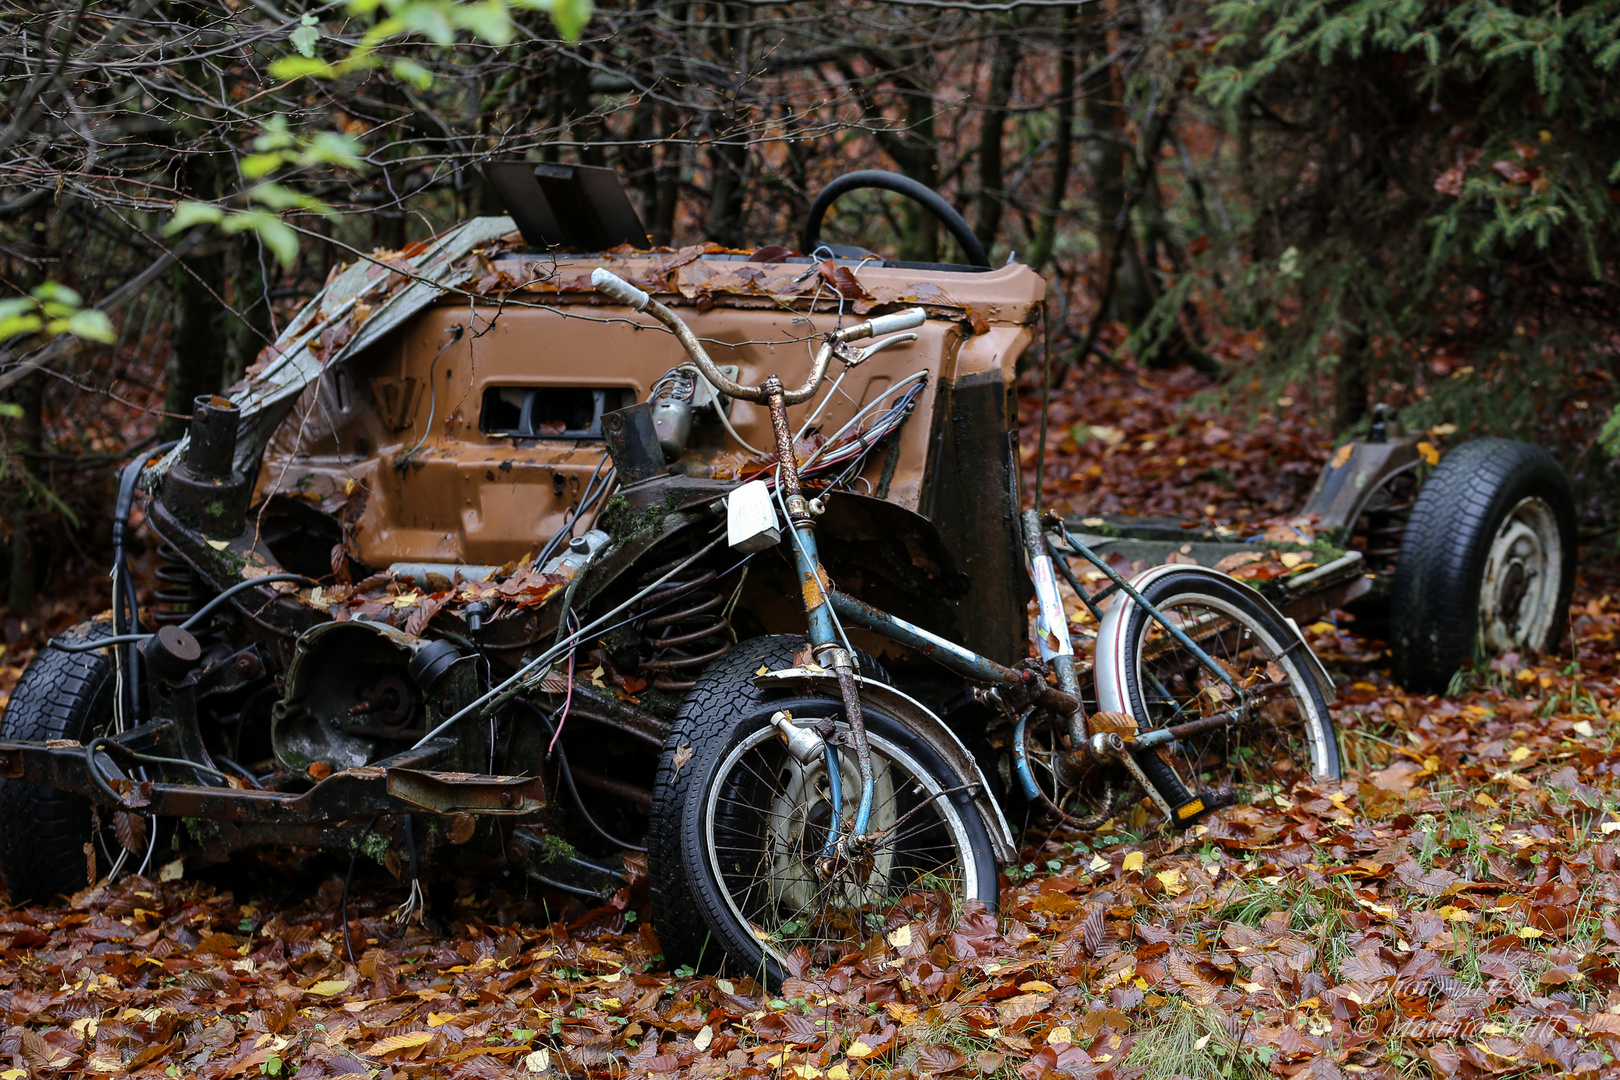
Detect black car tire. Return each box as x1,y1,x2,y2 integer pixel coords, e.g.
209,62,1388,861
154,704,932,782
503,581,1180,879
0,617,123,902
1390,438,1576,693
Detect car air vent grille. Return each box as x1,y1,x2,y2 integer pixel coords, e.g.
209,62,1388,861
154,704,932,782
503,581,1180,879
480,386,635,439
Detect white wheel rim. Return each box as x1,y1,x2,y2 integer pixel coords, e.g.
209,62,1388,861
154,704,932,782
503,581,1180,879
1479,497,1562,655
1139,591,1332,778
704,723,979,969
1116,588,1335,795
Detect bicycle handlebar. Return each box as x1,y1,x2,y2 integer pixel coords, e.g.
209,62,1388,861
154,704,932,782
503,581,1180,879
592,267,925,405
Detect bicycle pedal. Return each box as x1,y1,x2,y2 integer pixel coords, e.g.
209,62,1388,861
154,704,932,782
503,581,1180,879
1168,785,1237,828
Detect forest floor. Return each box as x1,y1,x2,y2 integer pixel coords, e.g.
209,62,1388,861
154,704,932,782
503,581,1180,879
1,358,1619,1079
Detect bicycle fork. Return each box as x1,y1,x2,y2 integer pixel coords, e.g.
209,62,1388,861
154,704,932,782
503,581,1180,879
762,377,880,856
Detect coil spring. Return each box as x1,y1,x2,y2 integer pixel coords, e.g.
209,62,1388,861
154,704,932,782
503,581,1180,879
1356,471,1419,576
634,567,730,691
152,543,201,626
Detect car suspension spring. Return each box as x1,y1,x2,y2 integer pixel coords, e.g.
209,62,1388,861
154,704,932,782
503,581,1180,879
635,568,731,691
1357,472,1419,577
1360,509,1412,574
152,544,203,626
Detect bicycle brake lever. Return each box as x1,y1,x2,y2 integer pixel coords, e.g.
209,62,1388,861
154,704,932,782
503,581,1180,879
851,331,919,365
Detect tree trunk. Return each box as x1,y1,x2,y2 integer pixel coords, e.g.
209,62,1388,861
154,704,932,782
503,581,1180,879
1081,14,1153,327
5,375,42,612
972,20,1020,254
703,3,751,248
224,233,273,388
706,137,749,248
1028,12,1077,272
892,73,940,264
650,111,682,247
163,152,227,439
1335,327,1371,433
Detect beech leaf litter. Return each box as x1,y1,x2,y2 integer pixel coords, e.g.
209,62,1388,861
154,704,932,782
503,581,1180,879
1,361,1618,1079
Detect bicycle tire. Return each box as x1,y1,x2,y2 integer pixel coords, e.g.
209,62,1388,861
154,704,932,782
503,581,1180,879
1096,568,1339,814
649,636,997,985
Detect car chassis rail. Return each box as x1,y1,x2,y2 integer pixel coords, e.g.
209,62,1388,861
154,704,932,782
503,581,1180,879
0,731,545,825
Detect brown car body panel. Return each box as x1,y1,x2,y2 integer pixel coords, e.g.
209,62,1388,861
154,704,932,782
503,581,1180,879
255,251,1044,572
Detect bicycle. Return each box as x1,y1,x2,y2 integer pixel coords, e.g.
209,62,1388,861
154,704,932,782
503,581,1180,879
591,268,1341,984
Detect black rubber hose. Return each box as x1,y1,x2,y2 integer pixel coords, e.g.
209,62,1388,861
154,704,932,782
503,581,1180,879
112,439,178,723
52,573,317,653
801,169,991,269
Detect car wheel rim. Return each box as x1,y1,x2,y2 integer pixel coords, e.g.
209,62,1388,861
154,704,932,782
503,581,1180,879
1479,496,1562,655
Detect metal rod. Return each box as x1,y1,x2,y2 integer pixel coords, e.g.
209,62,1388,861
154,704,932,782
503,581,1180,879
567,765,654,810
1048,523,1241,693
828,591,1025,689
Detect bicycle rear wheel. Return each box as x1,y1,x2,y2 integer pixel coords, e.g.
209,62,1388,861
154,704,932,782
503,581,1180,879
1096,568,1339,813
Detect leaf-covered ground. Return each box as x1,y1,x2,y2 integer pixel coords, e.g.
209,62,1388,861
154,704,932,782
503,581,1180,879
3,360,1620,1079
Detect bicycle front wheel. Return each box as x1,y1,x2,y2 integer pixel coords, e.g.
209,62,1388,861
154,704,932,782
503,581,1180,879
659,671,998,985
1096,568,1339,812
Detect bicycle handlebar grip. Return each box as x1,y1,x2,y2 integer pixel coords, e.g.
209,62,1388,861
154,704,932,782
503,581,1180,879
591,267,650,311
866,307,927,337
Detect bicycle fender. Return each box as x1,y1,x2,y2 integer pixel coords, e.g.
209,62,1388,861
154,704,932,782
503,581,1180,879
1094,564,1335,713
753,667,1018,863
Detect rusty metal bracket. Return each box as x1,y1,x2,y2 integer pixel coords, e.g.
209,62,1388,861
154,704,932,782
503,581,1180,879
0,737,544,824
386,769,545,814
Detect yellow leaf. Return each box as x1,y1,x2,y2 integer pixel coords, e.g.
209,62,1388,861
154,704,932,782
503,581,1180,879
1122,851,1145,873
524,1049,551,1072
886,923,912,949
1048,1026,1073,1045
827,1067,851,1080
1307,621,1337,634
756,665,770,676
595,997,620,1010
206,539,231,551
693,1025,714,1051
159,857,184,882
1330,443,1354,469
363,1030,432,1056
1416,441,1440,465
847,1041,874,1059
599,970,622,983
308,979,351,997
1279,551,1305,568
1019,980,1056,993
391,591,421,609
715,979,735,995
1475,792,1499,809
1510,746,1532,763
427,1012,456,1027
1600,821,1620,836
1518,926,1544,939
1236,980,1263,994
1088,854,1109,873
793,1067,822,1079
1155,869,1185,895
885,1002,920,1024
1574,720,1596,738
1438,906,1475,923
